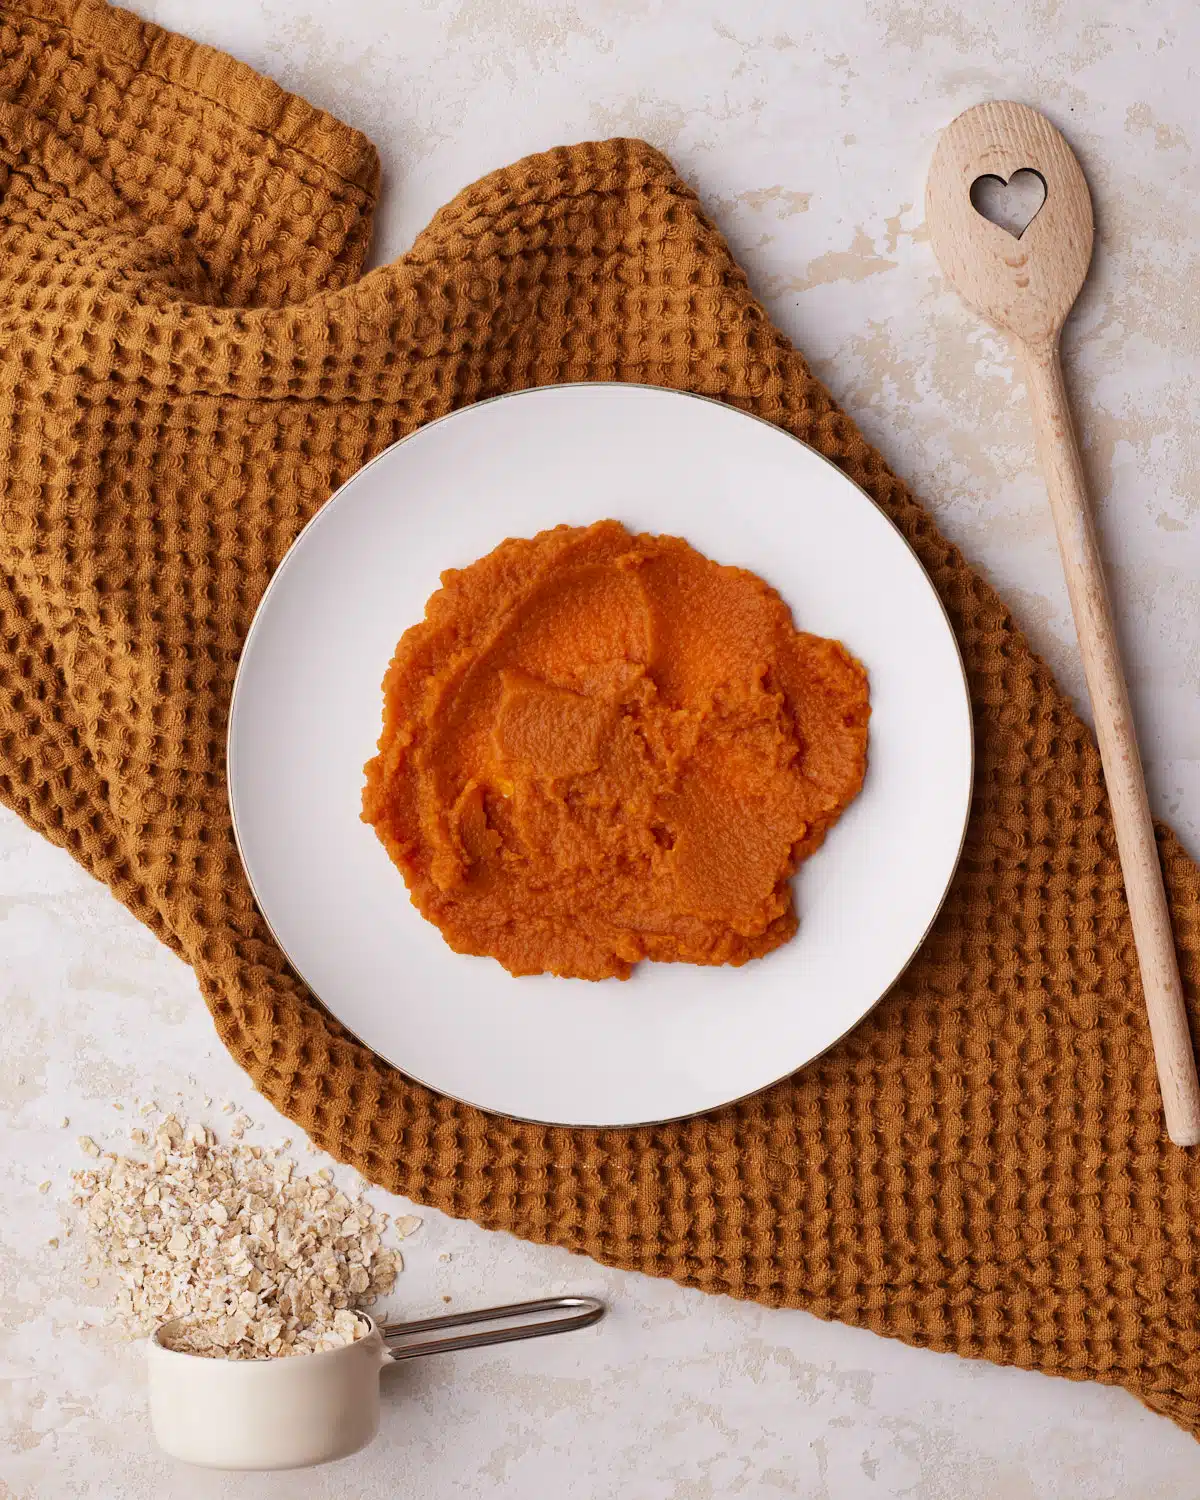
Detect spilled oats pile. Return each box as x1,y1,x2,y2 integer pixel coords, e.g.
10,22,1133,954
71,1110,419,1359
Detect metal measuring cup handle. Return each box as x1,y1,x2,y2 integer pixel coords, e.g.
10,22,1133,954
379,1294,604,1361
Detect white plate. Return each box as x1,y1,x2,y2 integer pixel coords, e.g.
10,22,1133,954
228,384,972,1128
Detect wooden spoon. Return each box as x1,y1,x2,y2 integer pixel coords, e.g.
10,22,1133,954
926,99,1200,1147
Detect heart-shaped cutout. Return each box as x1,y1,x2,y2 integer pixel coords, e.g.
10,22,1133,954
969,168,1047,239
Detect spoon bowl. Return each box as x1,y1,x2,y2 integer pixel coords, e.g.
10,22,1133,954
926,100,1093,350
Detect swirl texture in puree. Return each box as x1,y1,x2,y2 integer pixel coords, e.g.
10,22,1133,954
362,521,870,981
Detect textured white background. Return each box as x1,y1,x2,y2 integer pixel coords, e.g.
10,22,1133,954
4,1,1200,1495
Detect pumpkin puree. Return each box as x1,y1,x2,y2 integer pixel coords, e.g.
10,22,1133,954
362,521,870,981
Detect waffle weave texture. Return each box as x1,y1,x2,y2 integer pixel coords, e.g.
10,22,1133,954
4,0,1200,1435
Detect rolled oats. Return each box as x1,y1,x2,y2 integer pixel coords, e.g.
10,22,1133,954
70,1113,402,1360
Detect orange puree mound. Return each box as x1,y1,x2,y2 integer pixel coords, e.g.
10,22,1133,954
362,521,870,981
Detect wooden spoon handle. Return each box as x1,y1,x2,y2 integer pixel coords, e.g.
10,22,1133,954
1023,343,1200,1145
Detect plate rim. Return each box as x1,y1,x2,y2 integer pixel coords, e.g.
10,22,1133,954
227,381,975,1128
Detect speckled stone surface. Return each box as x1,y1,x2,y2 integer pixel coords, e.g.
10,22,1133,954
4,1,1200,1494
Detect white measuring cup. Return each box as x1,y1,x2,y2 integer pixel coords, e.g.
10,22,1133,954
147,1294,604,1469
